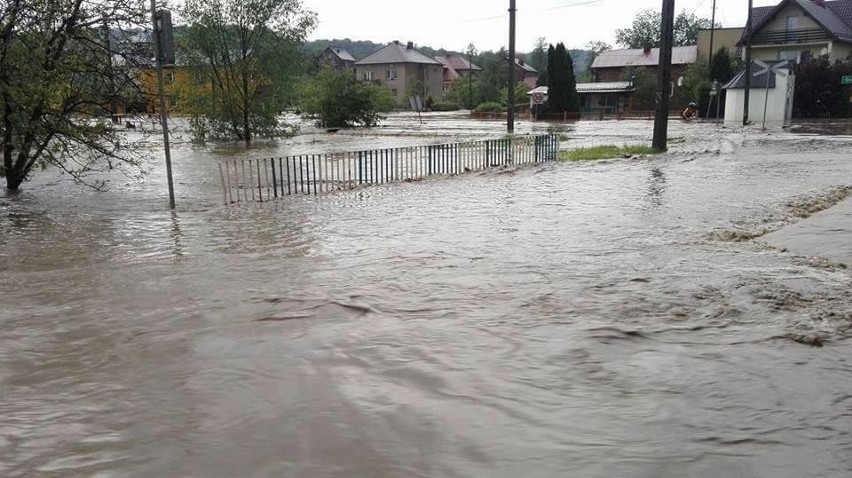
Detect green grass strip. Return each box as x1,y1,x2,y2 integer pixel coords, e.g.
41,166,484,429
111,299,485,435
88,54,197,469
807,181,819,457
559,145,656,162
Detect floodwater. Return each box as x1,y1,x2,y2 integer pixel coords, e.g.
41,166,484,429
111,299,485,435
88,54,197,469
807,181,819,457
2,113,852,477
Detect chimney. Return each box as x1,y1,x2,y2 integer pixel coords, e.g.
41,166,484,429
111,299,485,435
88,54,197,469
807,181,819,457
519,59,524,66
406,41,414,50
643,44,652,54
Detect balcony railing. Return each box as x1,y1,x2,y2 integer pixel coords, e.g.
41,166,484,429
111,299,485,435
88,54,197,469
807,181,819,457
753,28,830,45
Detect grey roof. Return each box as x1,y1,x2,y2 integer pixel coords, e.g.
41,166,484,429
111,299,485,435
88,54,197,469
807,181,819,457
591,46,698,69
722,61,792,89
354,42,440,66
326,47,356,62
575,81,635,93
513,59,538,74
744,0,852,43
526,82,635,96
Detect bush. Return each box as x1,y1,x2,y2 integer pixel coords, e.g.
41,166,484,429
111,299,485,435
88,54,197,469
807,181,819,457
299,69,395,127
474,101,504,113
430,102,461,111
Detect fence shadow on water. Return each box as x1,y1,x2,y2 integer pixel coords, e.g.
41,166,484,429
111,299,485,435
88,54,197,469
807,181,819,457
218,134,560,204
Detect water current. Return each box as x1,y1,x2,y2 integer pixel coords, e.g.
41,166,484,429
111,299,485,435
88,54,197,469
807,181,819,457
1,113,852,477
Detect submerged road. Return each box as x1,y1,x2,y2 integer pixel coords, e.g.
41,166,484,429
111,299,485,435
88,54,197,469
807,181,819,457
1,116,851,477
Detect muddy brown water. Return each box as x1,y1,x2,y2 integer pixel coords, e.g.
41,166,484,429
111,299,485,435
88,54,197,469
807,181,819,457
2,114,852,477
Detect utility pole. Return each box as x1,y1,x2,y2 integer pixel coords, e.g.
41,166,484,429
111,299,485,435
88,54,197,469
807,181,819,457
708,0,717,68
652,0,675,152
507,0,516,134
467,43,475,110
149,1,176,209
743,0,753,126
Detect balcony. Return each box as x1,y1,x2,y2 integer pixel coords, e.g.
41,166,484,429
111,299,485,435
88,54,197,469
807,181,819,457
752,28,830,45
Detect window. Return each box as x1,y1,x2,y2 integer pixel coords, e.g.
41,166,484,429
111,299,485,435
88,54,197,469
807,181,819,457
424,67,430,80
391,88,398,96
362,70,373,81
778,50,798,62
800,50,812,64
785,16,798,42
786,16,798,31
165,71,175,84
386,68,397,80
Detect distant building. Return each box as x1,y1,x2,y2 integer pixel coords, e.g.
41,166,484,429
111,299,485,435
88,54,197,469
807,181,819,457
527,82,636,115
508,58,539,89
434,54,481,97
354,41,443,106
697,27,745,62
318,47,356,71
739,0,852,64
591,45,698,84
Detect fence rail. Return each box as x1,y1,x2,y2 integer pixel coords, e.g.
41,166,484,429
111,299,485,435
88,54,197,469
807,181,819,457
218,134,559,204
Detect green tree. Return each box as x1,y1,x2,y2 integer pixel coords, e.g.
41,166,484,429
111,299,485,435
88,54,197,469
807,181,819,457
182,0,316,143
501,81,530,106
1,0,148,191
615,9,717,49
709,47,737,83
794,57,852,118
530,37,548,78
621,67,655,110
547,43,579,113
476,48,508,105
299,68,394,127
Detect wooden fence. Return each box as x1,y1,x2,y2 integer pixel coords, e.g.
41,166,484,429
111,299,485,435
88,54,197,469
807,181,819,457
218,134,560,204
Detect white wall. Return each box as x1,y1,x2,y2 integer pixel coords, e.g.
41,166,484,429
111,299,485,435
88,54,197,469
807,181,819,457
725,71,795,127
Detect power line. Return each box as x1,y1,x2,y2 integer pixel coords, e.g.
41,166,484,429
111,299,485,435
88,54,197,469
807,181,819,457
453,0,603,25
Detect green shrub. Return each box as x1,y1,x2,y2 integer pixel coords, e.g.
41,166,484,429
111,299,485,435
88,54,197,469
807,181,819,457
474,101,504,113
430,102,461,111
299,69,394,128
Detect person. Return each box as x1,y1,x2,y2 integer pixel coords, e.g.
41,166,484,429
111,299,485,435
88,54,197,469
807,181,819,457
681,102,698,120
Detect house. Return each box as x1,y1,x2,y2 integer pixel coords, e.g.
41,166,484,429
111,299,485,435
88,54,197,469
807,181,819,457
434,53,481,96
723,61,795,126
527,81,636,115
318,47,356,71
697,27,745,62
354,41,443,105
509,58,539,89
740,0,852,64
591,45,698,84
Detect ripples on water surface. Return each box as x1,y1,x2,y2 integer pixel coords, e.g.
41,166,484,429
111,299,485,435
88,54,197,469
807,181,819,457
2,116,852,477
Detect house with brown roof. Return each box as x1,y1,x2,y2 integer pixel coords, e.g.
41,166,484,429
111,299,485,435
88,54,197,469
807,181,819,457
319,47,356,71
434,54,481,97
510,58,539,89
741,0,852,63
354,41,443,105
591,45,698,83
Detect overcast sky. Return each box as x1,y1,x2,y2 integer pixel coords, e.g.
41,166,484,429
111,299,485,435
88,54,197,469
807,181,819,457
303,0,780,52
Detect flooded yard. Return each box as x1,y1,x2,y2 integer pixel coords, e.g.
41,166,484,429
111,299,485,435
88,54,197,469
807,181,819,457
1,113,851,477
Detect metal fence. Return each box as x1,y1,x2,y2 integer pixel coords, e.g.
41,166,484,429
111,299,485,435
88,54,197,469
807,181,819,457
218,134,560,204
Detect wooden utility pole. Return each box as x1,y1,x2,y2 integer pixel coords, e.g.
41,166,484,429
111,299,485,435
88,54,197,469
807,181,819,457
507,0,517,134
652,0,675,152
743,0,753,126
708,0,717,67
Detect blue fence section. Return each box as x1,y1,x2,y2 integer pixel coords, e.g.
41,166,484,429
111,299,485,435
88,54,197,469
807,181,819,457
218,134,560,204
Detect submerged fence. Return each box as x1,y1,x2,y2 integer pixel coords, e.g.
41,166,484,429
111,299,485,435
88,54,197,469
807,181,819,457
218,134,559,204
